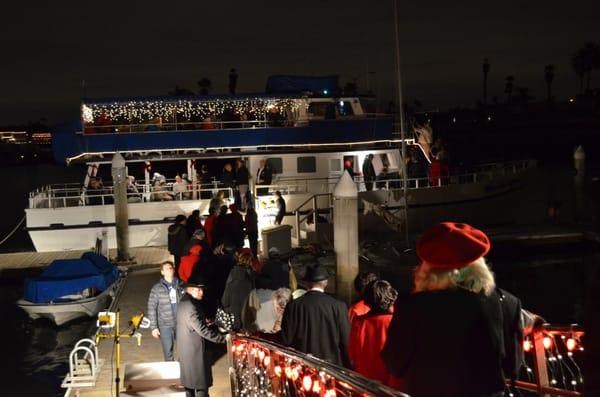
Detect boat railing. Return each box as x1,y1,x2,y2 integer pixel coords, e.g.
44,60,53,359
28,183,234,209
227,333,408,397
510,323,584,397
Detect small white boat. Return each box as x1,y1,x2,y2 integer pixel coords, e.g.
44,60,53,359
17,277,124,326
17,252,125,326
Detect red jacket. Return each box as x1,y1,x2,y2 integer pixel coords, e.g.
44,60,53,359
349,312,402,389
178,245,202,282
203,215,217,247
348,299,370,323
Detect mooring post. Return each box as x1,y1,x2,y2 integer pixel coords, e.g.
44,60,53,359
112,153,130,262
333,171,359,306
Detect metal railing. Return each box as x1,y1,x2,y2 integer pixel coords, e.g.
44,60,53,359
511,323,584,397
293,193,333,242
28,182,234,209
227,334,408,397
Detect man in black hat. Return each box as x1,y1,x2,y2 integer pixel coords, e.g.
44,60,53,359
176,275,226,397
280,264,351,368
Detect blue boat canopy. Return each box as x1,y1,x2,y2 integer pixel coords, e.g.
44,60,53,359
23,253,119,304
266,75,339,94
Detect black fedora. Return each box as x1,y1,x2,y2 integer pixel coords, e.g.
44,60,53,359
184,274,208,289
302,264,330,282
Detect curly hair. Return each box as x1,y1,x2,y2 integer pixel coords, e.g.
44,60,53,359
235,251,254,269
363,280,398,312
353,272,379,296
413,257,496,296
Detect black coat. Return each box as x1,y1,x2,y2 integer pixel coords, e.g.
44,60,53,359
168,223,188,257
176,294,226,390
495,288,524,381
280,290,351,368
362,159,376,180
382,288,505,397
257,166,273,185
236,166,250,185
221,266,256,330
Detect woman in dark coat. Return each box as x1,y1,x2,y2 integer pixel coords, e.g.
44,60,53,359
221,250,256,330
382,222,506,397
176,275,226,397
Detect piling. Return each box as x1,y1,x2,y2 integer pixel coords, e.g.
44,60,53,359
112,153,130,262
333,171,359,306
574,145,585,222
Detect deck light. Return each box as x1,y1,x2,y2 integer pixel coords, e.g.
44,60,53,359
263,355,271,367
302,375,313,392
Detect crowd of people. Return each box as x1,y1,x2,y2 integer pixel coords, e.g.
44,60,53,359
147,220,526,397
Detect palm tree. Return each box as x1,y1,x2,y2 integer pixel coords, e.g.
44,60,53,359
544,65,555,102
504,76,514,103
197,78,212,95
572,53,586,94
482,58,490,106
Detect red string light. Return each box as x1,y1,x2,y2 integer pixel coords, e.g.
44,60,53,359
302,375,313,392
566,338,576,351
543,336,552,350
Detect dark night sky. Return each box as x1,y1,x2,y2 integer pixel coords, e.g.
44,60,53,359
1,0,599,124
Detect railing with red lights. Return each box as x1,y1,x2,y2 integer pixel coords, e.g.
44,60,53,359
227,334,408,397
509,323,584,397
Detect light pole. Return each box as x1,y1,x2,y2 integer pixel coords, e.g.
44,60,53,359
393,0,410,248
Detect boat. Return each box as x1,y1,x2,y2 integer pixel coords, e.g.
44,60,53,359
17,252,124,325
25,76,536,252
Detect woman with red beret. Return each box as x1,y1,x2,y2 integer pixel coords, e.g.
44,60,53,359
382,222,506,397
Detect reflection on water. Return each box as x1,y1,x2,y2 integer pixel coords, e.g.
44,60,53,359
0,280,96,396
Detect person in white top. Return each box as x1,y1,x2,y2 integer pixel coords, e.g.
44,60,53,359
173,174,189,200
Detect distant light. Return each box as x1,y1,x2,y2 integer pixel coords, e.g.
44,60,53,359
339,100,344,107
487,116,492,121
323,89,329,95
567,338,576,351
20,155,25,159
452,117,456,123
569,98,575,103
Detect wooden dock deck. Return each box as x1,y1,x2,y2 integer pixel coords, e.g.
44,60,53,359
74,268,231,397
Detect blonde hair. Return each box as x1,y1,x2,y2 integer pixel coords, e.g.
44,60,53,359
413,257,495,296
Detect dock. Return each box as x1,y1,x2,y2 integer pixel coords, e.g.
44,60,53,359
74,268,231,397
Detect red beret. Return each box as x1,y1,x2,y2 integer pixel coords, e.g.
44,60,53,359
416,222,490,270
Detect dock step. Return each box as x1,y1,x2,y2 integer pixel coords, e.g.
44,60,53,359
124,361,182,392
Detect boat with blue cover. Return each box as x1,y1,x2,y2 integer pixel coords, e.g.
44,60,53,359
17,252,125,325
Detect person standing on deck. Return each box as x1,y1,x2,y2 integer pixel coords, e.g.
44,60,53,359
168,215,188,273
280,263,351,368
256,159,273,196
203,207,218,248
244,206,259,258
362,154,376,191
177,274,226,397
382,222,506,397
274,190,286,225
147,261,183,361
348,272,379,323
235,159,250,211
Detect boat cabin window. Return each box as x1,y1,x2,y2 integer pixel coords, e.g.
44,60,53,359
329,158,342,172
336,101,354,116
297,156,316,173
266,158,282,174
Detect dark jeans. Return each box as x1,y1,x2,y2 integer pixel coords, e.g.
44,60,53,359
185,388,209,397
248,232,258,258
159,326,176,361
365,181,374,191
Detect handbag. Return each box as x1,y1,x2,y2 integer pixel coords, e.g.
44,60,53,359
215,306,235,332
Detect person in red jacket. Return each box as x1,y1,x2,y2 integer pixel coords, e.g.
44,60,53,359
178,245,202,283
203,207,217,248
348,280,401,388
348,272,378,322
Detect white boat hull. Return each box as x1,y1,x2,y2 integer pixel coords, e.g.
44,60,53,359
17,276,123,326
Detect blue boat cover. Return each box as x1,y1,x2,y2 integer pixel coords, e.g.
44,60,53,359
265,75,339,94
23,253,119,304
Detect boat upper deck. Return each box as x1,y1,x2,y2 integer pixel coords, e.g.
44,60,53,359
53,94,393,163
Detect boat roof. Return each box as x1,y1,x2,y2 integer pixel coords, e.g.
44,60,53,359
82,93,307,106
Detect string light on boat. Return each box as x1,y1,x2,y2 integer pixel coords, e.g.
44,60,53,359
543,336,553,350
82,97,300,124
566,337,577,351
